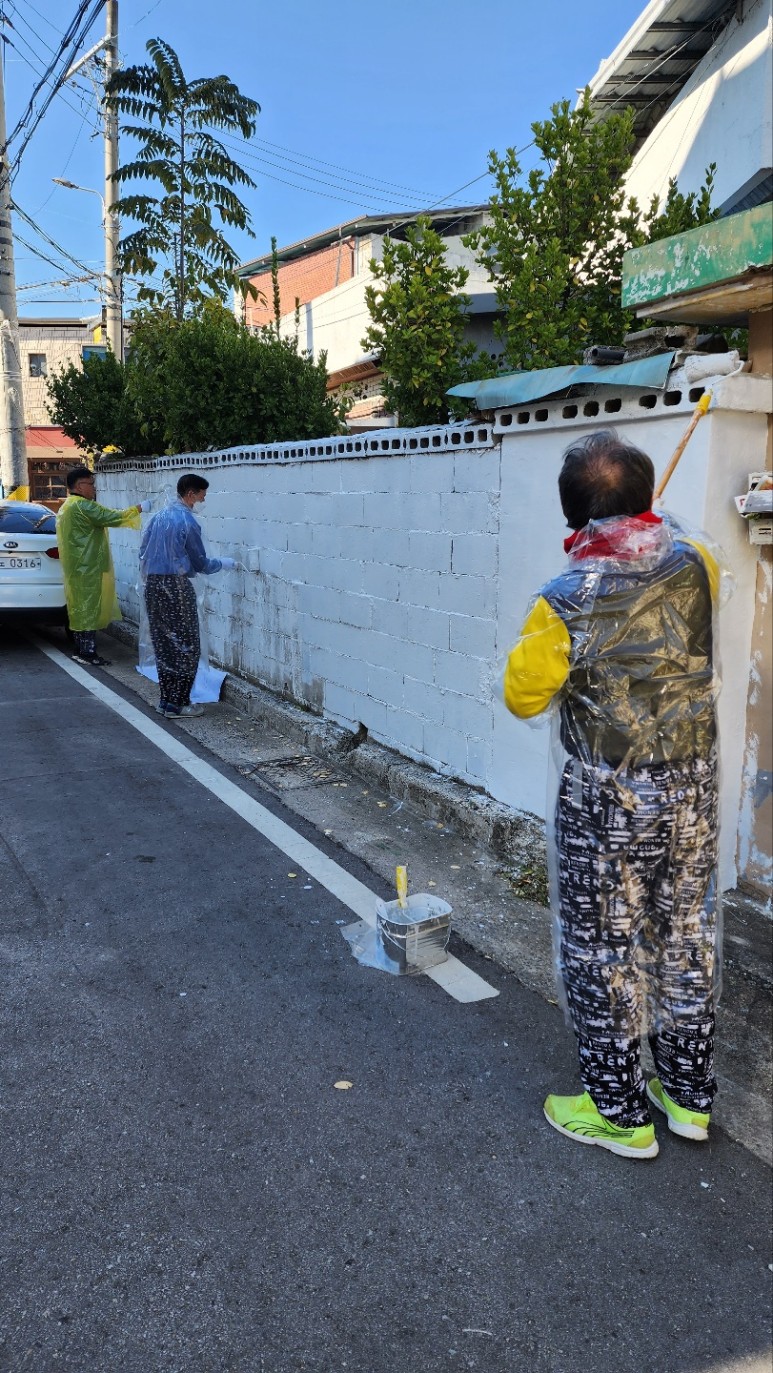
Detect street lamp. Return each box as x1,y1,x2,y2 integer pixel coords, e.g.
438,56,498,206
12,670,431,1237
52,177,106,219
52,176,122,360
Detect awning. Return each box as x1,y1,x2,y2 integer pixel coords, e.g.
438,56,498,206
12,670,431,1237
447,352,676,409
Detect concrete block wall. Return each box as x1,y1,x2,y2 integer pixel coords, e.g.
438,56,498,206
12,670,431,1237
101,374,772,892
102,424,500,790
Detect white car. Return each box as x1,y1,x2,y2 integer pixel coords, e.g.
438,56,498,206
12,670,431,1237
0,500,67,625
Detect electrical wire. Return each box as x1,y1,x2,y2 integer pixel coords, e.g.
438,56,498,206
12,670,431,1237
12,198,99,277
7,0,100,106
2,0,106,178
12,230,88,277
3,30,100,133
130,0,165,27
588,12,731,123
228,131,440,202
240,148,529,311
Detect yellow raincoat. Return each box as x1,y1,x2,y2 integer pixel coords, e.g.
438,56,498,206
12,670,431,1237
56,494,140,631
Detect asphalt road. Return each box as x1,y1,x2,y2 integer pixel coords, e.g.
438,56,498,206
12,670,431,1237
1,629,771,1373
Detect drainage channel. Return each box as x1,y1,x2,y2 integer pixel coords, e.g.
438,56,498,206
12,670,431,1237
237,753,344,792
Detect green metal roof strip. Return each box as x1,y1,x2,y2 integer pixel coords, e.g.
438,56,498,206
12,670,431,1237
447,352,676,408
622,205,773,310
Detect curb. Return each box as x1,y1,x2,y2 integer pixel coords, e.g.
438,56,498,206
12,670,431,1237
108,617,770,970
107,618,547,873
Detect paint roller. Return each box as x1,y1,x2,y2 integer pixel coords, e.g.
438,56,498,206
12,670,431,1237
654,391,712,503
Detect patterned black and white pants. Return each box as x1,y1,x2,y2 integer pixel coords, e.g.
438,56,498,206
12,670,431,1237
556,753,718,1128
144,574,200,710
72,630,97,658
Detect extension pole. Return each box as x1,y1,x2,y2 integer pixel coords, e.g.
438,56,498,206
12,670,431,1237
654,391,712,502
0,40,28,499
103,0,122,360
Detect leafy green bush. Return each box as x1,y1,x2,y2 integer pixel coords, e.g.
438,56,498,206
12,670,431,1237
47,304,344,456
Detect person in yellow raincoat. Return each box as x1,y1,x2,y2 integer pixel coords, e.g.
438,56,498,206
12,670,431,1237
57,466,148,666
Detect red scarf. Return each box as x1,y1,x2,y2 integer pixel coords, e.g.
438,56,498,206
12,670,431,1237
564,511,662,559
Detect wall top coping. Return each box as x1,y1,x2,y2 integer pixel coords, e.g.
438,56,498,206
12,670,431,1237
489,368,772,434
97,422,496,474
96,370,771,476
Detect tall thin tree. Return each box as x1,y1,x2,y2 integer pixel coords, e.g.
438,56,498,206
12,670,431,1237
106,38,259,317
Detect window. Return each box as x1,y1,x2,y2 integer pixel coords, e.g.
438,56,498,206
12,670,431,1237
28,353,48,377
82,345,107,363
0,502,56,532
29,461,67,504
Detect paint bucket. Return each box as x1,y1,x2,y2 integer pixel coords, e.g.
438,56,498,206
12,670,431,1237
376,893,452,973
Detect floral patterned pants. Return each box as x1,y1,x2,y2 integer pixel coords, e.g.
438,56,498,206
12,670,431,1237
144,574,200,710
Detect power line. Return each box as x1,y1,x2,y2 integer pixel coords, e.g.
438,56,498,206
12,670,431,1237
588,16,723,123
2,0,105,179
2,30,99,133
12,197,99,277
7,0,100,103
232,131,441,202
225,127,478,211
12,230,79,276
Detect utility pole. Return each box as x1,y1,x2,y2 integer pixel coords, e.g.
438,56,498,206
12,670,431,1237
103,0,121,360
0,30,28,499
65,0,121,359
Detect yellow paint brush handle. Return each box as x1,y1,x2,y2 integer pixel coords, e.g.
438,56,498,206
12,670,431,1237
396,865,408,907
654,390,712,501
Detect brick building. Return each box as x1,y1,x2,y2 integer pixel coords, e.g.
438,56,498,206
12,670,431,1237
17,316,106,504
237,208,502,428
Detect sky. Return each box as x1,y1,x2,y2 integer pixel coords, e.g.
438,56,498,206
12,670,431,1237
3,0,649,318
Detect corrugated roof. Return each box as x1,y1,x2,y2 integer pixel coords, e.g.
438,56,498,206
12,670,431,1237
586,0,738,147
447,353,676,409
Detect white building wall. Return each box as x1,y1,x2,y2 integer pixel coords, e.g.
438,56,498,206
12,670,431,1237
277,232,498,377
101,372,771,891
625,0,773,210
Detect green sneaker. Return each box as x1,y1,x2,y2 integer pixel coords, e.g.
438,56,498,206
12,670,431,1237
647,1078,710,1141
543,1091,659,1159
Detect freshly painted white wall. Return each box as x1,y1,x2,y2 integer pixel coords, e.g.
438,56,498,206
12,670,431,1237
101,373,771,890
625,0,773,211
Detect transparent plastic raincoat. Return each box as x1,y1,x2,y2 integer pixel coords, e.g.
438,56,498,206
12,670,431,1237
56,494,140,631
503,511,731,1045
137,496,233,705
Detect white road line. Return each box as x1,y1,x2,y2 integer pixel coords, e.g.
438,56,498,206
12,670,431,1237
35,639,499,1003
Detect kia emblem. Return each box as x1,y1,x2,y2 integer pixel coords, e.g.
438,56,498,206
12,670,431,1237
3,540,18,549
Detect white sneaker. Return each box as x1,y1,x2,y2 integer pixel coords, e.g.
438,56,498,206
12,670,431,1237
179,703,205,717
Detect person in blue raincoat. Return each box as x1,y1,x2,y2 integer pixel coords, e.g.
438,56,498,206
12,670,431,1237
57,466,147,666
139,472,239,718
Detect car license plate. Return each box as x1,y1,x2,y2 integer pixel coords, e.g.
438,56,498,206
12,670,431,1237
0,556,42,569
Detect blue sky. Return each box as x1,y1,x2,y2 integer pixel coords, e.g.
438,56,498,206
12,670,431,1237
4,0,647,316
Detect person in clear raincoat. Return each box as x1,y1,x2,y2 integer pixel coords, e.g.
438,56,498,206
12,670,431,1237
503,430,730,1161
139,472,238,719
57,466,147,666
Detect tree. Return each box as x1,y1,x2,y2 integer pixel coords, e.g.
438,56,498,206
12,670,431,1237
644,163,718,242
125,303,344,452
47,305,345,456
106,38,259,318
45,349,157,456
361,215,491,427
465,95,718,372
466,96,645,372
